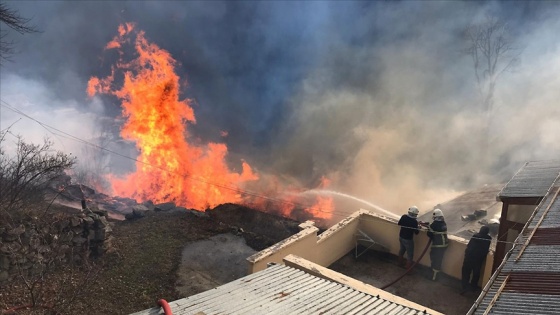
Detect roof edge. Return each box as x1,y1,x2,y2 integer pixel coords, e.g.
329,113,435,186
283,254,444,315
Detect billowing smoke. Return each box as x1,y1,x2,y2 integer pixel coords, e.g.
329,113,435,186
1,1,559,216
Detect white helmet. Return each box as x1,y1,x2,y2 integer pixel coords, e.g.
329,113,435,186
433,209,444,218
408,206,419,217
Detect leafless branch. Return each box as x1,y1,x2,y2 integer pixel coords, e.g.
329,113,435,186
0,2,39,64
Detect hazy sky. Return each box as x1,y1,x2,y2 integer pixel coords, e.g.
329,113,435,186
1,1,559,214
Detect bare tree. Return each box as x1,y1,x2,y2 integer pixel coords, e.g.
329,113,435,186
0,130,103,314
464,15,522,144
0,129,76,224
0,2,38,64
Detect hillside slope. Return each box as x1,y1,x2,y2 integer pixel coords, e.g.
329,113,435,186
0,205,300,315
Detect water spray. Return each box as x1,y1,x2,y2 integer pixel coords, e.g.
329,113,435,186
302,189,399,219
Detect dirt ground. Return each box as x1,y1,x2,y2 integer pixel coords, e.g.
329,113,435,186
175,233,256,297
173,204,301,297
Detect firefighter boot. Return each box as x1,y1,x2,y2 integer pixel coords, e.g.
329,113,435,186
432,269,440,281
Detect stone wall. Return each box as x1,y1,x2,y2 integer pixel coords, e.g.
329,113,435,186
0,208,113,283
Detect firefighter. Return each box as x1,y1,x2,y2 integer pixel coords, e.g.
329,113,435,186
427,209,448,281
397,206,420,269
461,225,492,294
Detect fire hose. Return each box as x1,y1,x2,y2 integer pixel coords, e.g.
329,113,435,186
380,239,432,290
157,299,173,315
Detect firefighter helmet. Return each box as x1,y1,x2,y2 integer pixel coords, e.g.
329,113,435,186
408,206,419,217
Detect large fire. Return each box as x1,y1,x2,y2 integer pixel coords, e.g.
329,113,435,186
88,23,333,220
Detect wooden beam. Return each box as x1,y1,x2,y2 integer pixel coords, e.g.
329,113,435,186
483,275,510,315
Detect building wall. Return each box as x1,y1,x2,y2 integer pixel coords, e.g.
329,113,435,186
247,209,495,286
506,204,538,223
358,210,493,284
246,223,320,273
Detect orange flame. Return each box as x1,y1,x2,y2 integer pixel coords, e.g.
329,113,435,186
88,24,257,209
88,23,333,220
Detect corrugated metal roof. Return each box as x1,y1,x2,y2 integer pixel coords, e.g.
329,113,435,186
498,160,560,199
474,291,560,315
528,192,560,228
471,177,560,315
530,228,560,245
502,244,560,272
131,263,435,315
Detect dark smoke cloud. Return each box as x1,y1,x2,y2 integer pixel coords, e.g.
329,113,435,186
1,1,559,213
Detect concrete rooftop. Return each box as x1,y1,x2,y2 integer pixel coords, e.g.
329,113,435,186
330,248,477,315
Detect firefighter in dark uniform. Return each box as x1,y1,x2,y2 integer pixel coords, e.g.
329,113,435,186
397,206,420,269
427,209,448,281
461,225,492,293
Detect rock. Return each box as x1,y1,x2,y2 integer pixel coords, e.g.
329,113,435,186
58,219,70,230
125,213,136,220
92,208,109,217
101,239,113,252
96,216,109,228
83,216,95,226
95,226,112,241
71,217,82,227
174,206,188,212
142,200,155,210
187,209,208,218
132,204,150,218
154,202,176,212
72,226,84,235
114,196,138,206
